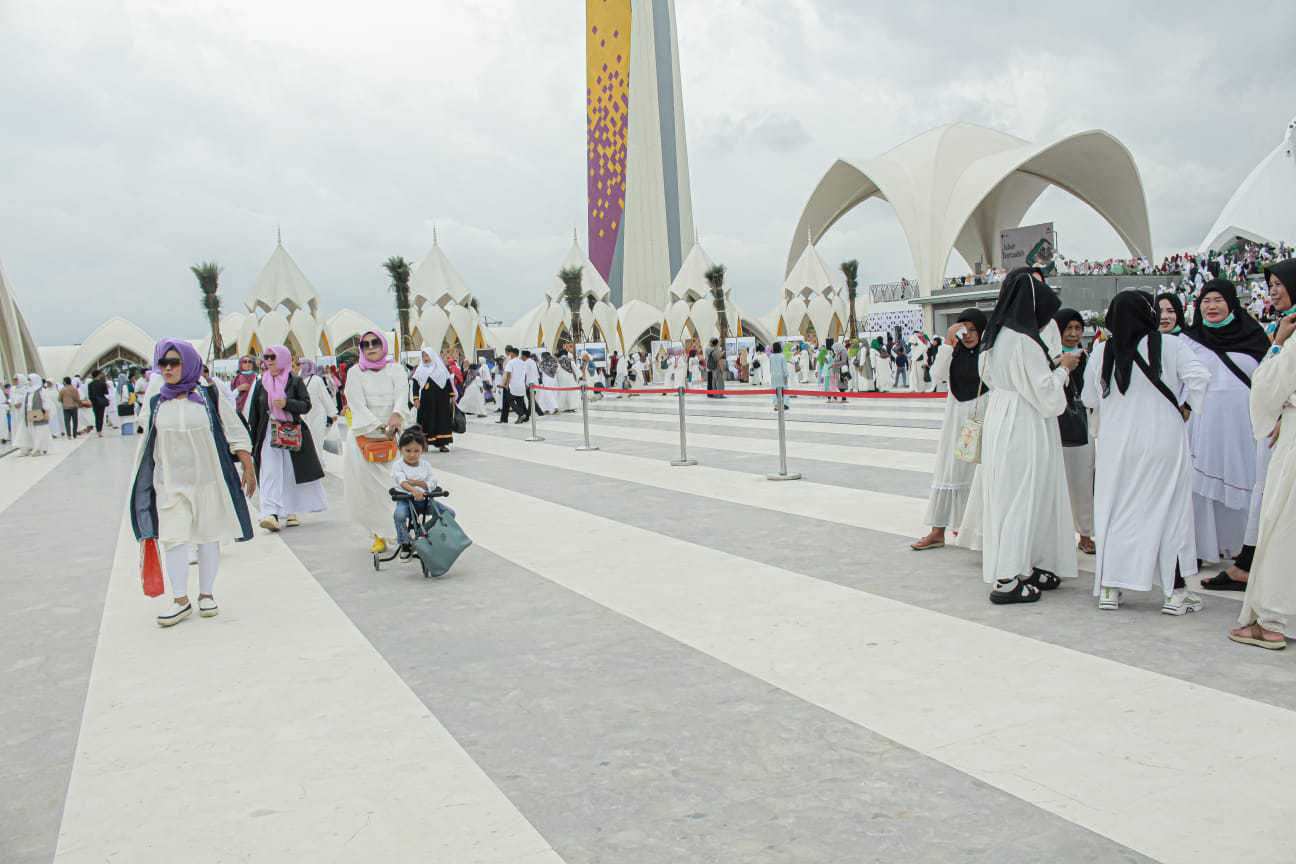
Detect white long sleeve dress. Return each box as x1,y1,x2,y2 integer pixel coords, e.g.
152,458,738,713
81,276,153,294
1184,340,1259,561
135,386,253,548
1237,338,1296,637
1082,336,1210,595
923,343,980,530
343,364,411,541
302,374,338,465
958,328,1077,584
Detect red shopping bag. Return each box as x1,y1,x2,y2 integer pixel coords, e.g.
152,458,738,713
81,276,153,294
140,539,165,597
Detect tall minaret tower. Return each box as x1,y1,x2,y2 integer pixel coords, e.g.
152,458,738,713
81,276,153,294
586,0,695,308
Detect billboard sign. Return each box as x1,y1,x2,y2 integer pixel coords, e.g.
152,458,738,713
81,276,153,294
1001,222,1057,274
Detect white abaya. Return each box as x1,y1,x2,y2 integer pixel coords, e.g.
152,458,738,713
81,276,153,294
1237,338,1296,637
17,388,53,454
1184,340,1259,561
343,363,411,542
258,426,327,520
923,344,980,529
302,374,338,466
458,377,488,416
1082,336,1210,595
555,366,580,412
537,371,560,413
957,328,1077,584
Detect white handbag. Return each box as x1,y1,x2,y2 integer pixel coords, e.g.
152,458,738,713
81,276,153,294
954,383,985,464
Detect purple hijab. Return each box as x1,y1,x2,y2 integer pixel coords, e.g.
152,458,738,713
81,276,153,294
153,339,205,405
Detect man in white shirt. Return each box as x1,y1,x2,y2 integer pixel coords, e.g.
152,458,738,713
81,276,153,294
522,350,543,416
497,347,530,424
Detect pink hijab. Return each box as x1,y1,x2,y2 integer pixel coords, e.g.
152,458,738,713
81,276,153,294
356,330,390,371
261,344,293,421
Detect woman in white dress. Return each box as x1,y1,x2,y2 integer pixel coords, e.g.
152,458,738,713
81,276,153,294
1231,296,1296,649
15,374,52,456
959,269,1080,605
912,310,986,551
247,344,327,532
458,364,489,417
687,349,702,386
536,352,561,414
1182,279,1269,578
1211,262,1294,590
129,339,256,627
1054,308,1096,555
556,351,581,412
343,331,411,553
295,357,338,467
1082,291,1210,614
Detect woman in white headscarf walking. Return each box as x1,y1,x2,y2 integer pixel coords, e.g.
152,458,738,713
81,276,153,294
295,356,338,466
15,374,52,456
247,344,327,532
411,348,455,452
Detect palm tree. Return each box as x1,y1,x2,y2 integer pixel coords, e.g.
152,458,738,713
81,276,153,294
383,256,412,354
191,261,223,360
559,265,584,347
841,259,860,345
705,264,728,356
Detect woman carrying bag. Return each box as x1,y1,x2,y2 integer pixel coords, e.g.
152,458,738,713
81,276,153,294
248,344,327,533
129,339,256,627
411,349,455,452
344,330,411,553
1055,308,1096,554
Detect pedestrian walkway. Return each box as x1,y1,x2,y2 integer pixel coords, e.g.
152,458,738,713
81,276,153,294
3,404,1293,864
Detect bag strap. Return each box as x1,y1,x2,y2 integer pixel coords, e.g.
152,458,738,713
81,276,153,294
1132,353,1182,413
1214,349,1253,389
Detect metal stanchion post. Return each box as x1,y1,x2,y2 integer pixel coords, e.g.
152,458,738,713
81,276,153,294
670,385,697,467
525,384,544,442
575,383,599,451
765,387,801,481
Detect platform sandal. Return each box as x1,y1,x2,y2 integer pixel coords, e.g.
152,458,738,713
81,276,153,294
989,577,1042,605
1027,568,1062,591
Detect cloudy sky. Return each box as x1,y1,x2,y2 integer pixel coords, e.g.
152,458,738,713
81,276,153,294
2,0,1292,346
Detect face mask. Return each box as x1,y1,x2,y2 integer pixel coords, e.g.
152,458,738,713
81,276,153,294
1061,345,1079,353
1203,312,1235,329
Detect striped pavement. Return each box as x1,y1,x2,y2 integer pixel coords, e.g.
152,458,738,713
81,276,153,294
2,389,1292,863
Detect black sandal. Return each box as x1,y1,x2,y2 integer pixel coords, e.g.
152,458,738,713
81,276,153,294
1201,572,1248,592
990,578,1042,605
1027,568,1062,591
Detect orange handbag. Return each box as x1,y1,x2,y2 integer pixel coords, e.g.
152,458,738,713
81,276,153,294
356,434,397,463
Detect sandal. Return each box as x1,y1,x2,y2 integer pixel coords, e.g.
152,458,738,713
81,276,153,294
1027,568,1062,591
1201,573,1248,592
910,537,945,551
1228,624,1286,650
990,578,1042,605
1077,538,1096,555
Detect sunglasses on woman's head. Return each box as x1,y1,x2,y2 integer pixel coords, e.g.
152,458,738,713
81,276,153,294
157,357,183,369
360,339,382,349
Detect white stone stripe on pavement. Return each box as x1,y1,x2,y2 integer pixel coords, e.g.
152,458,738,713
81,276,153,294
0,435,87,517
53,509,565,864
435,469,1296,864
526,415,938,473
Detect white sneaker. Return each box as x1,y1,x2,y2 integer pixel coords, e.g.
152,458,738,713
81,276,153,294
1098,588,1122,611
198,597,219,618
157,602,192,627
1162,590,1203,616
259,515,280,533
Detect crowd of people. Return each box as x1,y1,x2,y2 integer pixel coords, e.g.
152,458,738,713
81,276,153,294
911,260,1296,650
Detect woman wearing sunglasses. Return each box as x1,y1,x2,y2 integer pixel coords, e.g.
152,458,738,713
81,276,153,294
247,345,327,532
129,339,256,627
342,330,411,553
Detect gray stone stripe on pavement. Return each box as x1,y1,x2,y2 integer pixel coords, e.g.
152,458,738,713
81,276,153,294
280,471,1153,864
1,437,135,864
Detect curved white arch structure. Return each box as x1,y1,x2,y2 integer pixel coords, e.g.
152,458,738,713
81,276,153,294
0,258,44,379
1199,115,1296,254
787,123,1153,303
66,316,154,378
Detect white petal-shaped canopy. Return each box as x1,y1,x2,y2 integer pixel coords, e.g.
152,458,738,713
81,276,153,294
1199,115,1296,253
619,299,665,350
546,236,612,305
669,243,716,304
663,298,693,343
67,316,154,378
0,258,45,379
411,236,473,310
247,240,319,316
325,309,381,353
788,123,1153,303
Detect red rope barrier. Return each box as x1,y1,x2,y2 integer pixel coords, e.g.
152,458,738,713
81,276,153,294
529,385,947,400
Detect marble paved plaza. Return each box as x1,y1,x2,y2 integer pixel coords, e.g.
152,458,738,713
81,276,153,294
4,390,1295,863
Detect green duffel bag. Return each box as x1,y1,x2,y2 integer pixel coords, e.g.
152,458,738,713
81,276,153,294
412,502,472,578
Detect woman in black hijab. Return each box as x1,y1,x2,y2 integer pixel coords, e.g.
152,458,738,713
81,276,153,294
1084,290,1212,614
1054,308,1095,553
912,308,987,551
958,269,1081,605
1182,278,1268,583
1156,292,1187,335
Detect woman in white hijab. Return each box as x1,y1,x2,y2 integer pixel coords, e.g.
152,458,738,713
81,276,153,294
16,373,53,456
458,363,489,417
411,349,455,452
